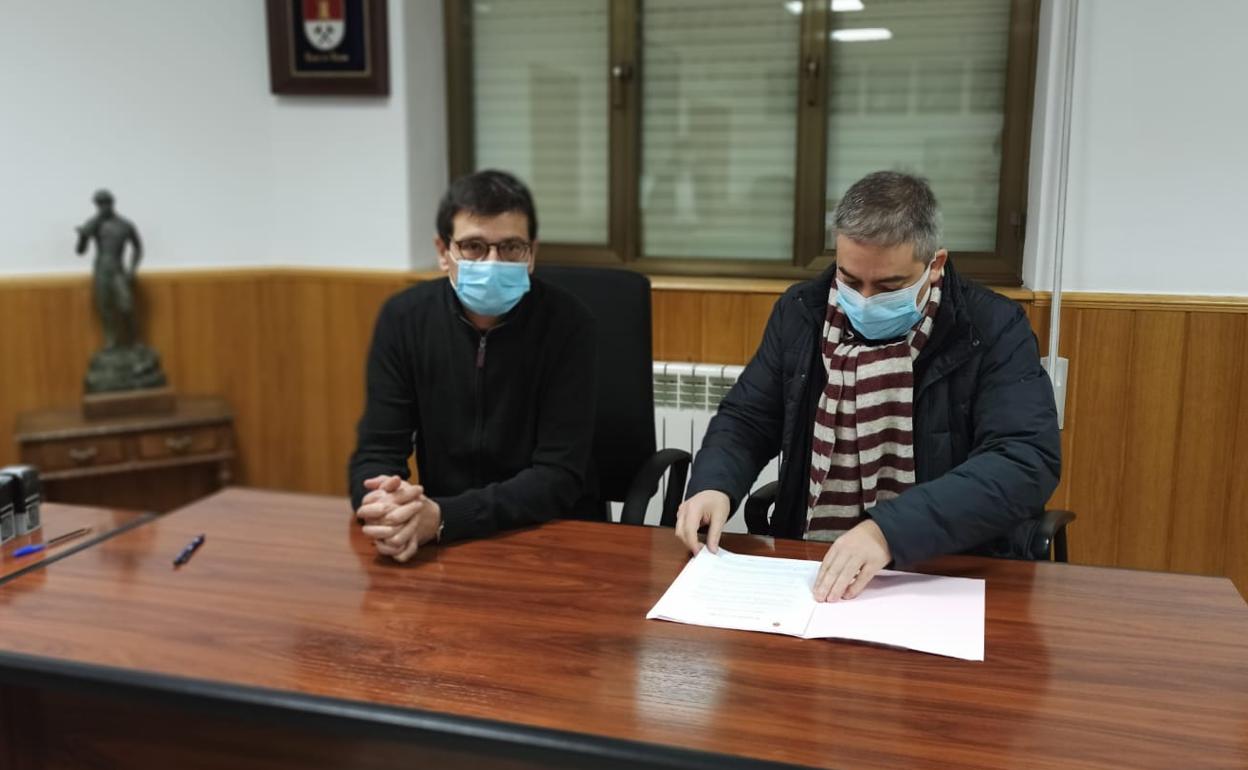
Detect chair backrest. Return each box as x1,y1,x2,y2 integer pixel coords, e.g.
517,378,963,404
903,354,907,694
535,266,657,504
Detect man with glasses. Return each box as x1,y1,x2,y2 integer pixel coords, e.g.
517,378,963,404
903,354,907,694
676,171,1060,601
349,170,598,561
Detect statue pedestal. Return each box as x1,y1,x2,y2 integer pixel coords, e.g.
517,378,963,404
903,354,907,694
83,386,175,419
82,344,172,419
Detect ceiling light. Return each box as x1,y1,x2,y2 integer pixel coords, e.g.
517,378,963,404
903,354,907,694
831,27,892,42
787,0,866,16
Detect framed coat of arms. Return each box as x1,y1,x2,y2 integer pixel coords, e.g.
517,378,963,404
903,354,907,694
265,0,390,95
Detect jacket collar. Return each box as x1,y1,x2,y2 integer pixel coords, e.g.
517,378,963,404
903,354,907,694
914,261,981,395
794,265,836,321
795,260,979,364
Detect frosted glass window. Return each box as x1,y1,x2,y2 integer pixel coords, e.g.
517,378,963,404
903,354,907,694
641,0,800,261
825,0,1011,252
473,1,610,243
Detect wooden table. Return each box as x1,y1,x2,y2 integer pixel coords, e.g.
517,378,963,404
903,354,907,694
0,502,152,584
14,395,234,513
0,488,1244,770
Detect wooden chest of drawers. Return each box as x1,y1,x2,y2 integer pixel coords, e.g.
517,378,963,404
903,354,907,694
14,396,235,513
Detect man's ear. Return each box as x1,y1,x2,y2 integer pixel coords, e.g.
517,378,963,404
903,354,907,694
929,248,949,282
435,236,451,273
527,239,539,275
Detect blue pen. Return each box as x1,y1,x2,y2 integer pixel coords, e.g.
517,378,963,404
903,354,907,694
11,527,92,558
173,534,206,567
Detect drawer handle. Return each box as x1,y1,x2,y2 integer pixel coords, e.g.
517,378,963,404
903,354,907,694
68,446,99,464
165,435,195,453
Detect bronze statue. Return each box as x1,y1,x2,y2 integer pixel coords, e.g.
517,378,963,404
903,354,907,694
76,189,167,393
77,189,141,349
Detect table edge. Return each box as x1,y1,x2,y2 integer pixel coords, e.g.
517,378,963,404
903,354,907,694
0,650,812,770
0,511,158,586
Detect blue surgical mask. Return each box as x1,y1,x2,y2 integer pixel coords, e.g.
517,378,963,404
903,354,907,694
451,258,530,317
836,265,933,341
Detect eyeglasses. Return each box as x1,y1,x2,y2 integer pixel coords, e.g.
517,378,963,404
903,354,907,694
451,238,532,263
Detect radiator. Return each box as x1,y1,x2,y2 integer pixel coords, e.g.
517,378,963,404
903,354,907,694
610,362,781,531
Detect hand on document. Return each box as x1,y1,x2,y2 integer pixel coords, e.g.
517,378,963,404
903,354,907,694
648,549,986,661
356,475,442,562
674,490,732,554
813,519,892,603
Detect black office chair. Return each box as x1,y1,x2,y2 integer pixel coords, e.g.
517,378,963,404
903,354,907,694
535,266,690,525
742,481,1076,562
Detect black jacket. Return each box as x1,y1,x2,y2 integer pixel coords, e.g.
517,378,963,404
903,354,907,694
348,277,597,542
685,262,1061,566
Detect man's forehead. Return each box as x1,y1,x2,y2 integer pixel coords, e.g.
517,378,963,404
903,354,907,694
834,236,920,275
452,210,529,238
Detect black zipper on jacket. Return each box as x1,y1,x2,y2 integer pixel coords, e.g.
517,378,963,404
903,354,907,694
474,332,487,486
458,316,508,488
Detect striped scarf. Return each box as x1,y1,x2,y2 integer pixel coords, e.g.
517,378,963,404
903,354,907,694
805,278,942,540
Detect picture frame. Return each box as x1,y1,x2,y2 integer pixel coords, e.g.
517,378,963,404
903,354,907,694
265,0,390,96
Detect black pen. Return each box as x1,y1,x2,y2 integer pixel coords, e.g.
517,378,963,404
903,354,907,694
173,534,206,568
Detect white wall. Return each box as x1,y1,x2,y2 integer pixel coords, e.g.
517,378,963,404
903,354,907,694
1024,0,1248,294
0,0,446,274
8,1,1245,289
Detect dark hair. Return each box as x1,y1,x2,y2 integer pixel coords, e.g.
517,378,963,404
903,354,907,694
436,169,538,243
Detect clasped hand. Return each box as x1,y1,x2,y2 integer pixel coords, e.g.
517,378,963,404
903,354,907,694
355,475,442,562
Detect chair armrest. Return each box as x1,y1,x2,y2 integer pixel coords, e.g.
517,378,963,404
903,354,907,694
620,449,692,527
744,480,780,535
1031,509,1076,562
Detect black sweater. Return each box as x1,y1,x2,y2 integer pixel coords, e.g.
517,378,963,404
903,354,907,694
348,277,597,542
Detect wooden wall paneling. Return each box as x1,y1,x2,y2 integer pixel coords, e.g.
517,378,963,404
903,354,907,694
256,274,299,491
0,290,29,467
1167,313,1246,575
1061,309,1136,567
1026,300,1049,353
0,289,65,467
165,277,264,488
322,275,409,497
649,291,667,361
168,277,215,392
1114,311,1189,571
651,291,703,362
698,292,748,365
1225,324,1248,597
222,277,266,488
137,277,178,389
1036,305,1081,515
219,276,264,486
293,277,335,494
323,279,363,497
36,281,96,410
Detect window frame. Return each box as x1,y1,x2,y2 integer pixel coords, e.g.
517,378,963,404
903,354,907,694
443,0,1039,285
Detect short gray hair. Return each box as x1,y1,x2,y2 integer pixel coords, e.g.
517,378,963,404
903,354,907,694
833,171,942,262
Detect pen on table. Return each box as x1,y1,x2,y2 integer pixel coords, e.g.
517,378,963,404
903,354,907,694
11,527,93,558
173,534,206,568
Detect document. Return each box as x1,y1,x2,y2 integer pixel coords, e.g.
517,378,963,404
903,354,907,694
647,549,985,661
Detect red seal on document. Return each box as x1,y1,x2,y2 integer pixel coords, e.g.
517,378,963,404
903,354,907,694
303,0,346,51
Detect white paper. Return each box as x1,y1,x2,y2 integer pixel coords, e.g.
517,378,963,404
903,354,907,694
647,549,818,635
647,549,985,661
